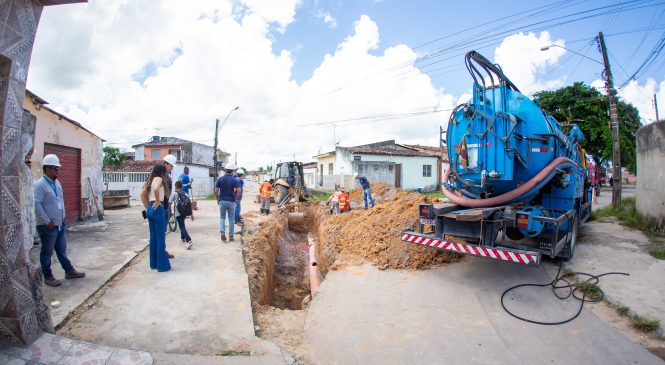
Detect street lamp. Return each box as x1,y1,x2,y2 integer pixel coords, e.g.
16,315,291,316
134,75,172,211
213,106,239,178
540,45,603,65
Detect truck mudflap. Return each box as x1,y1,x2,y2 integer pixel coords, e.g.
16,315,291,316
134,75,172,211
401,231,541,266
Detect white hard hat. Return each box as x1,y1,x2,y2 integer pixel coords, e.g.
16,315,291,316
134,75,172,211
225,163,236,171
43,154,61,167
353,172,358,177
237,168,245,175
163,154,177,166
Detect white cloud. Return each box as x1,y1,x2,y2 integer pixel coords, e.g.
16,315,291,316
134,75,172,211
315,10,337,28
618,78,665,124
28,4,453,169
494,31,566,95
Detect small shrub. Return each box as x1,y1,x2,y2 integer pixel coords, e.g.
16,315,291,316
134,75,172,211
562,268,576,278
576,282,603,301
631,315,661,332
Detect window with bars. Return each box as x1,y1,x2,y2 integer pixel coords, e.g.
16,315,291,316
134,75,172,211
328,163,334,175
128,173,150,183
103,173,124,183
423,165,432,177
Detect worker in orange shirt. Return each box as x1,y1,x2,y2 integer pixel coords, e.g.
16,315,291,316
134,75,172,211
259,178,274,215
338,188,351,213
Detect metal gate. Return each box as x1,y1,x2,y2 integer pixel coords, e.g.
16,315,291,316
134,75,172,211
44,143,81,223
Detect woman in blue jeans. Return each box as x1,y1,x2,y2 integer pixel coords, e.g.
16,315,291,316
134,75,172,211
141,164,171,272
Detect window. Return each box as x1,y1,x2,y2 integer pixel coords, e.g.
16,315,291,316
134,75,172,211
354,156,361,161
151,149,161,159
388,164,393,172
358,165,363,173
328,163,334,175
168,149,181,161
423,164,432,177
374,164,379,171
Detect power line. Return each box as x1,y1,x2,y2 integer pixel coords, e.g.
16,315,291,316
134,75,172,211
619,31,665,87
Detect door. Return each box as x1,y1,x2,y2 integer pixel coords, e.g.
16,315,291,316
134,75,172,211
395,164,402,189
44,143,81,223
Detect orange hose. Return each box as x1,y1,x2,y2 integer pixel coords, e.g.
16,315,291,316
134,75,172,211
443,156,574,208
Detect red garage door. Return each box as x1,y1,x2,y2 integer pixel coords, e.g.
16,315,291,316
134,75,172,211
44,143,81,223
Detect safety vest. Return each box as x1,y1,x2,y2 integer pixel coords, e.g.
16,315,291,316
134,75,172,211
260,182,273,198
339,192,350,211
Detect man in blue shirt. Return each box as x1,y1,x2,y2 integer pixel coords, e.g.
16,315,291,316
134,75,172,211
34,154,86,287
178,166,192,195
354,173,375,209
214,164,239,241
234,169,245,226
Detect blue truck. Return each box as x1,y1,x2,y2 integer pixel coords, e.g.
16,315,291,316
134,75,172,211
402,51,592,266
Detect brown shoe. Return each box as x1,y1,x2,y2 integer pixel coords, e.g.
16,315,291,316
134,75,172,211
229,236,234,242
65,270,86,279
166,251,174,259
44,276,62,286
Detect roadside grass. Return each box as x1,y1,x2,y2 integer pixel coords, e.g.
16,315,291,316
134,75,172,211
308,192,329,202
649,249,665,260
591,197,663,239
561,268,576,278
421,191,445,199
617,305,630,317
576,282,603,301
204,194,216,200
631,315,661,332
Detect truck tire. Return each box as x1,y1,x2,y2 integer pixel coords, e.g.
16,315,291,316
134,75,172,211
275,185,289,206
562,217,578,261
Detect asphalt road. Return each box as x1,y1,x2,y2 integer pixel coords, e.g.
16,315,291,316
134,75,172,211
305,260,662,365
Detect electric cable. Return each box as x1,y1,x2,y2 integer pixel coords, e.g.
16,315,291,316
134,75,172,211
501,260,629,325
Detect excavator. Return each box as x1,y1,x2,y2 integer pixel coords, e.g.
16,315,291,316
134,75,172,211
273,161,309,207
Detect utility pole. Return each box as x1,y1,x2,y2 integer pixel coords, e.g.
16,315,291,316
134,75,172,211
654,94,660,121
598,32,622,209
213,118,220,178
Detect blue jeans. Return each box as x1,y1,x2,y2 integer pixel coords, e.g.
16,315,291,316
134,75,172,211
235,199,242,222
176,215,191,242
219,200,236,236
363,188,375,208
147,203,171,272
38,224,74,278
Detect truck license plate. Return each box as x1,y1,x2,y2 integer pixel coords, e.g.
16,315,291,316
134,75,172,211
420,219,435,225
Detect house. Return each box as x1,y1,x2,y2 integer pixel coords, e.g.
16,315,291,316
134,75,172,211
312,140,447,191
303,162,317,188
24,90,104,223
105,136,231,199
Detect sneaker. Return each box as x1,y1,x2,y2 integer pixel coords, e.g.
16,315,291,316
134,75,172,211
185,241,193,250
181,238,185,243
166,251,174,259
44,276,61,287
221,232,227,241
65,270,86,279
229,236,235,242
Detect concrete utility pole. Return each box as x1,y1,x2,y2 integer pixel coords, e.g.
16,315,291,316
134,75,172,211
213,118,220,178
598,31,622,209
654,93,660,121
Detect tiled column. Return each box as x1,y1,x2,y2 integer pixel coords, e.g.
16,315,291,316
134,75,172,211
0,0,85,346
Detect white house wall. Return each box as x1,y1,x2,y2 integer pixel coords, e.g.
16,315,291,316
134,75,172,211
350,154,439,190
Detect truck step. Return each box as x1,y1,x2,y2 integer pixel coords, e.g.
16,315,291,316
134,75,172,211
401,231,541,266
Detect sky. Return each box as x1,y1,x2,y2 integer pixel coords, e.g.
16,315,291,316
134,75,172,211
27,0,665,170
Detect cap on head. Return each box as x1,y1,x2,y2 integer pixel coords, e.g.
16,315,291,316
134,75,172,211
163,154,177,166
353,172,359,178
237,168,245,175
43,154,61,167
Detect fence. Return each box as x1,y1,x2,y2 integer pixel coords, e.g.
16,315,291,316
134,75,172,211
103,172,212,200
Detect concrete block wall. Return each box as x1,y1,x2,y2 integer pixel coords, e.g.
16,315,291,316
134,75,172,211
636,121,665,235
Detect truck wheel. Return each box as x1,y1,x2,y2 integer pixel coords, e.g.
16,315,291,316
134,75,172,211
563,217,578,261
275,185,289,206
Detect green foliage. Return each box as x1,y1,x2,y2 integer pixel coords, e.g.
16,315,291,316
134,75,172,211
649,249,665,260
631,315,660,332
533,82,641,173
576,281,603,301
421,191,445,199
309,192,330,202
591,197,663,238
205,194,216,200
103,146,127,168
617,306,630,317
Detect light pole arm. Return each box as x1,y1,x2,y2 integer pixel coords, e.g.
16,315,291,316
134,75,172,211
540,45,603,65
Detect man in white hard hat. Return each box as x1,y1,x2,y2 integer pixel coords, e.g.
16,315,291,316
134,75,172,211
162,154,177,258
34,154,86,287
214,164,239,241
234,168,245,226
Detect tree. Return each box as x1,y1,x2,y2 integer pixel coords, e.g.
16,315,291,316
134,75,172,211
533,82,641,173
103,146,127,168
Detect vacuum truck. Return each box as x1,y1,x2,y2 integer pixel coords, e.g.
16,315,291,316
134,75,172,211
401,51,592,266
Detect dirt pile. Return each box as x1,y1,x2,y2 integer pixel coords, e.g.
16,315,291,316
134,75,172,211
317,192,462,272
348,182,396,204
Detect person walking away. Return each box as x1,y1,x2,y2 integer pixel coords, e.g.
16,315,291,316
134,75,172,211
259,178,273,215
327,188,341,214
354,173,375,209
215,164,239,241
34,154,86,287
162,154,177,258
170,181,194,250
338,188,351,213
178,166,192,196
235,169,245,225
140,164,171,272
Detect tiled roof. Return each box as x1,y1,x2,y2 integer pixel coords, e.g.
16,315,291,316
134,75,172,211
104,160,159,172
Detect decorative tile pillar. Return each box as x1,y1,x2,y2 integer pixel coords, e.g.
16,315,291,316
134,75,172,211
0,0,86,346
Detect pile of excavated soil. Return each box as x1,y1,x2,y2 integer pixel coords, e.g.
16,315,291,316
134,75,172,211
348,182,396,204
317,191,462,272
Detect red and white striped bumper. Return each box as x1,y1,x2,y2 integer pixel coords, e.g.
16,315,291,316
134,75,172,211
401,232,541,266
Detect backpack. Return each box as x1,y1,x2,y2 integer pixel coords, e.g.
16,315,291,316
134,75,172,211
176,191,192,216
